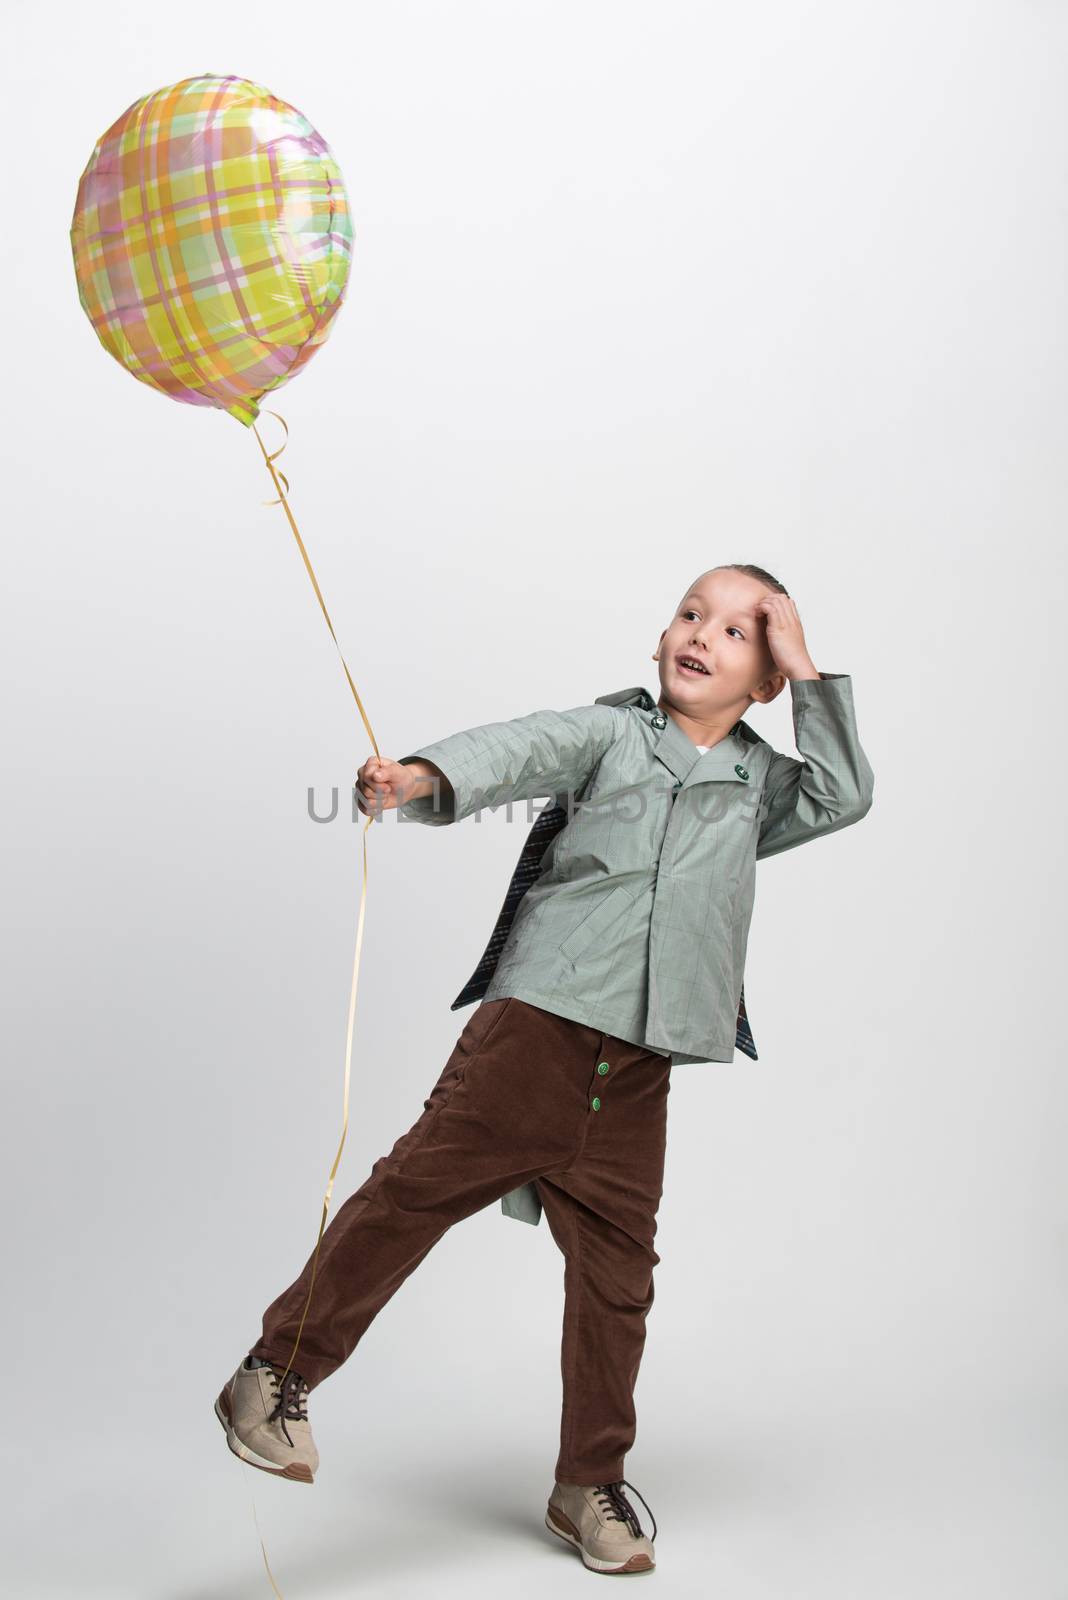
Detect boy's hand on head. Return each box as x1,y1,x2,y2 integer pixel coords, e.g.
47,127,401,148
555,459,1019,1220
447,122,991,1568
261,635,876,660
755,594,819,681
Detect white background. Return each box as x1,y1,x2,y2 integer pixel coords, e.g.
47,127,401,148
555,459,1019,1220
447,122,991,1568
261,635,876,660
3,2,1066,1595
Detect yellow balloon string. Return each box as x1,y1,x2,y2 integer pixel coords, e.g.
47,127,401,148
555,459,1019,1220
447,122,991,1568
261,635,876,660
241,1466,285,1599
253,410,381,758
240,409,380,1595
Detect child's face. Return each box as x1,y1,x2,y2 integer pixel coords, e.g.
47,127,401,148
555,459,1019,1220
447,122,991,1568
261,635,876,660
654,568,781,715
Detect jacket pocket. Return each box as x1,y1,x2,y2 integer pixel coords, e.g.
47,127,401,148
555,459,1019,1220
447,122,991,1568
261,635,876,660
559,883,632,966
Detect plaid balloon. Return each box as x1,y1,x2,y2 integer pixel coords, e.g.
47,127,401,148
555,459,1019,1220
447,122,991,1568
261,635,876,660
70,73,353,427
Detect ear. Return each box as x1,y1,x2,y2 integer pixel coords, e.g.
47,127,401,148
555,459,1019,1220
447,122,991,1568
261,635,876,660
748,669,788,708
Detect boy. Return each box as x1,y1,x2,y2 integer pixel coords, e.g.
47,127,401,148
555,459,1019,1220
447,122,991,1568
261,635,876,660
214,563,874,1575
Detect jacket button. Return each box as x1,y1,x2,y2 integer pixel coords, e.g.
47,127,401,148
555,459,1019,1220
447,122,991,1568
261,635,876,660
671,781,681,794
597,1061,610,1075
734,764,749,781
651,712,667,729
591,1096,602,1111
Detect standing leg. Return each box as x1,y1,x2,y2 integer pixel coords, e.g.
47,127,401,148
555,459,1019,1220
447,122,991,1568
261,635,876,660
535,1040,671,1486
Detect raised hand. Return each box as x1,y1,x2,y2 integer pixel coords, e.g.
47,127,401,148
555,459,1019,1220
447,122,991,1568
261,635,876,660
754,593,819,680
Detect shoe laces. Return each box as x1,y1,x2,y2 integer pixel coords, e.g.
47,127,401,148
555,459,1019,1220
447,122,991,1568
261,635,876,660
265,1366,309,1449
593,1479,657,1544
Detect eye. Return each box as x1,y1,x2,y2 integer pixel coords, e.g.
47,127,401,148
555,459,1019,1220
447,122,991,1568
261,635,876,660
726,626,745,639
682,609,699,621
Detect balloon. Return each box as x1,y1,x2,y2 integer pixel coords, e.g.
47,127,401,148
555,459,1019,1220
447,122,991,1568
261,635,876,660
70,73,353,427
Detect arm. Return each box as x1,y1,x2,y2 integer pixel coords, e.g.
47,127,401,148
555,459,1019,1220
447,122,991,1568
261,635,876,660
756,672,875,860
395,701,622,826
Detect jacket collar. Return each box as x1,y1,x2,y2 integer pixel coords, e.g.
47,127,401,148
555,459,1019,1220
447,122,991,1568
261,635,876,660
595,684,766,787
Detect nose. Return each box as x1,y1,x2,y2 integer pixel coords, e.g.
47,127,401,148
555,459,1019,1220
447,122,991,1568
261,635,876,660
686,630,714,671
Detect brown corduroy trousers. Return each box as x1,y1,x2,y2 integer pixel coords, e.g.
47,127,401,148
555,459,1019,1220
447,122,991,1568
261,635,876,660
249,995,672,1485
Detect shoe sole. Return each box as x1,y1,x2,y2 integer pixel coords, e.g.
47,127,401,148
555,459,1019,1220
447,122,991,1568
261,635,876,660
545,1506,655,1574
214,1381,315,1483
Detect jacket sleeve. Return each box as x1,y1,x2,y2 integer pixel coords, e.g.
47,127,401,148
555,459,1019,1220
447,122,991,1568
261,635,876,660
755,672,875,860
394,702,623,826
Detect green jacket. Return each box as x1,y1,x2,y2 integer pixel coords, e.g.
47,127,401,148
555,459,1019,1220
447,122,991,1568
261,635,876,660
398,672,874,1225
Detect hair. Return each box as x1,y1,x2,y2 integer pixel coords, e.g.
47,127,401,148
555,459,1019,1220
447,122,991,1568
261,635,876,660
710,562,789,597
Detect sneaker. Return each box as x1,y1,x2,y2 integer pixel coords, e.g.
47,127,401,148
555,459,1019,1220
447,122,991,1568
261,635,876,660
214,1355,319,1483
545,1479,657,1573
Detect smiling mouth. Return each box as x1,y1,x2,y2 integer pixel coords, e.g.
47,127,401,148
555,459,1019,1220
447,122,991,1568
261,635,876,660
675,656,710,677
